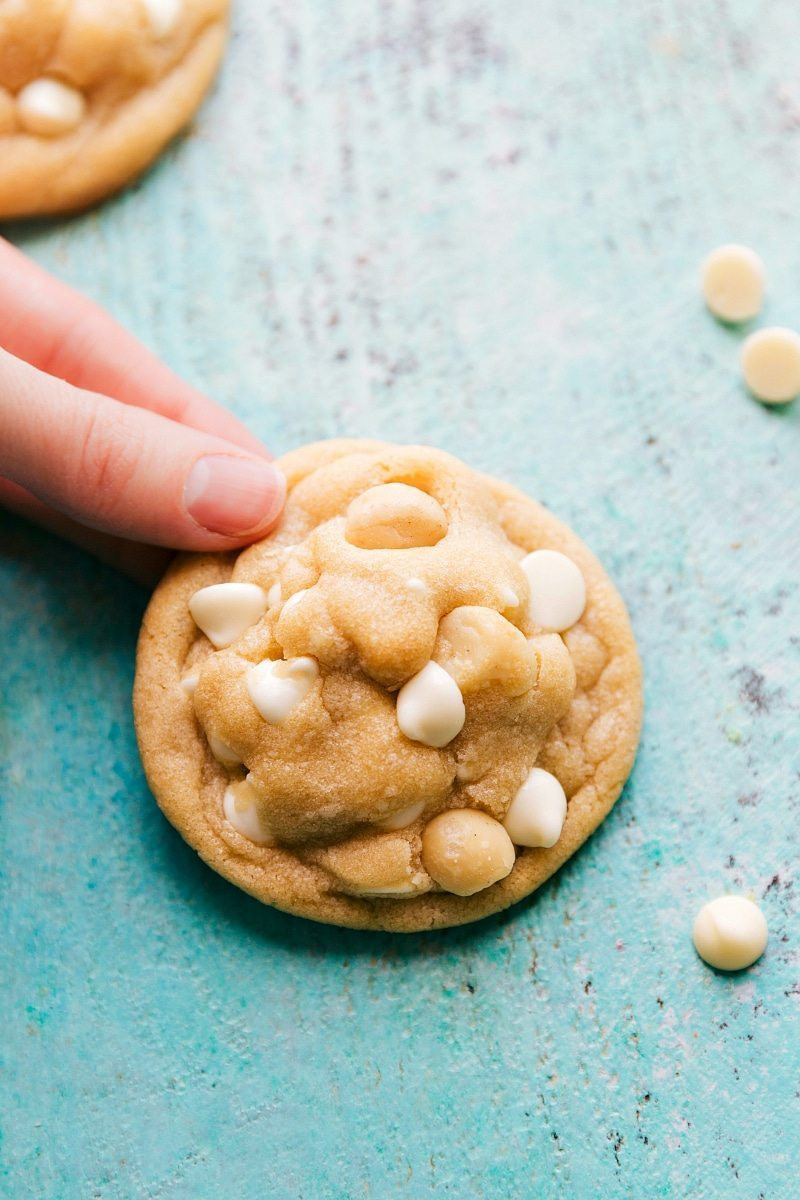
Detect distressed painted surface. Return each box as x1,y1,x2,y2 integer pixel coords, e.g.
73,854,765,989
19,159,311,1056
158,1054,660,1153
1,1,799,1196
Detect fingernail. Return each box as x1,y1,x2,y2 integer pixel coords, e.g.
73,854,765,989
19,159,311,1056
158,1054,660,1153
184,455,286,536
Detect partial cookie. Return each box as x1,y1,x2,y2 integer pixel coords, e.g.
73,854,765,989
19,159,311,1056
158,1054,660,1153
134,441,643,932
0,0,229,219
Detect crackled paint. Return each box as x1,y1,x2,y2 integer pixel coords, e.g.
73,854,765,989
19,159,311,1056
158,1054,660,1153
1,1,798,1197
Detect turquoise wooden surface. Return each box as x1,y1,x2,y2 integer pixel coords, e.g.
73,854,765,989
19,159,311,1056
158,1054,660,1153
1,2,799,1196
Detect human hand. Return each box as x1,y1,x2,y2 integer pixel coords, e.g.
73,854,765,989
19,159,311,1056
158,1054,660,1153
0,238,285,586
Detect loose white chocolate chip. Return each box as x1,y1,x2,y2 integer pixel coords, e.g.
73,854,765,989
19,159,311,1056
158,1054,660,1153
188,582,268,649
503,767,567,848
521,549,586,632
406,577,428,595
180,670,200,697
421,809,516,896
141,0,183,37
267,581,282,608
17,79,86,138
740,327,800,405
701,244,765,323
376,799,427,831
396,661,466,748
692,895,768,971
345,483,448,550
223,780,274,845
499,585,519,608
207,734,241,767
247,656,319,723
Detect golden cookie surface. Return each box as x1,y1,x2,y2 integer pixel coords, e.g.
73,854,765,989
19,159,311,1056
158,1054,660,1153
0,0,229,218
134,440,643,931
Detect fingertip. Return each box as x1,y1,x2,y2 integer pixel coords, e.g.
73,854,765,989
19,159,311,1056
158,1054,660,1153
183,455,286,541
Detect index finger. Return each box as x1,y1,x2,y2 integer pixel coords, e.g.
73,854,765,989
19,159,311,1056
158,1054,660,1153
0,237,269,457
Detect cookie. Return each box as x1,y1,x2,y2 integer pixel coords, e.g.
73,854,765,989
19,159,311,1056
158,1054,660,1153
0,0,229,219
134,441,643,932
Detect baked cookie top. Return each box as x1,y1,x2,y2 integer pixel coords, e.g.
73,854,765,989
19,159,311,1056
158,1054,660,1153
134,440,643,932
0,0,229,219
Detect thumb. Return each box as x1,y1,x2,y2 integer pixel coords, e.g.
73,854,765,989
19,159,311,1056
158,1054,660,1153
0,348,285,549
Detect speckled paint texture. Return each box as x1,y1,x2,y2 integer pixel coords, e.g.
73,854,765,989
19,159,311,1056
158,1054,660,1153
1,2,798,1196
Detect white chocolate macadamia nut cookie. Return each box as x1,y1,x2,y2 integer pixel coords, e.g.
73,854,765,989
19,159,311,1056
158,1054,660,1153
134,440,642,931
0,0,230,219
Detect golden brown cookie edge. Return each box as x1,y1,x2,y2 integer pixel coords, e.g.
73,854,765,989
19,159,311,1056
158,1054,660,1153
0,14,228,220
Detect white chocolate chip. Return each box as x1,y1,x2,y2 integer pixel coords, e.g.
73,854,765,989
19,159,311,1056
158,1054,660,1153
521,549,586,632
455,761,479,783
207,734,241,767
740,327,800,405
141,0,183,37
376,800,426,831
396,661,466,748
406,577,428,595
247,656,319,723
692,895,768,971
499,585,519,608
17,79,85,138
701,244,765,323
267,581,282,608
223,779,274,845
188,582,268,648
345,483,448,550
503,767,567,848
180,669,199,697
281,587,310,614
358,880,421,896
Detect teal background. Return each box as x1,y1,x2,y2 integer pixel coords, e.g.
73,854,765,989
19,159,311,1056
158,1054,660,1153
2,2,799,1196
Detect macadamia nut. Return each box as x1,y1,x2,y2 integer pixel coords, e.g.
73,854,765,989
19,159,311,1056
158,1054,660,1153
345,483,448,549
421,809,516,895
434,606,537,696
